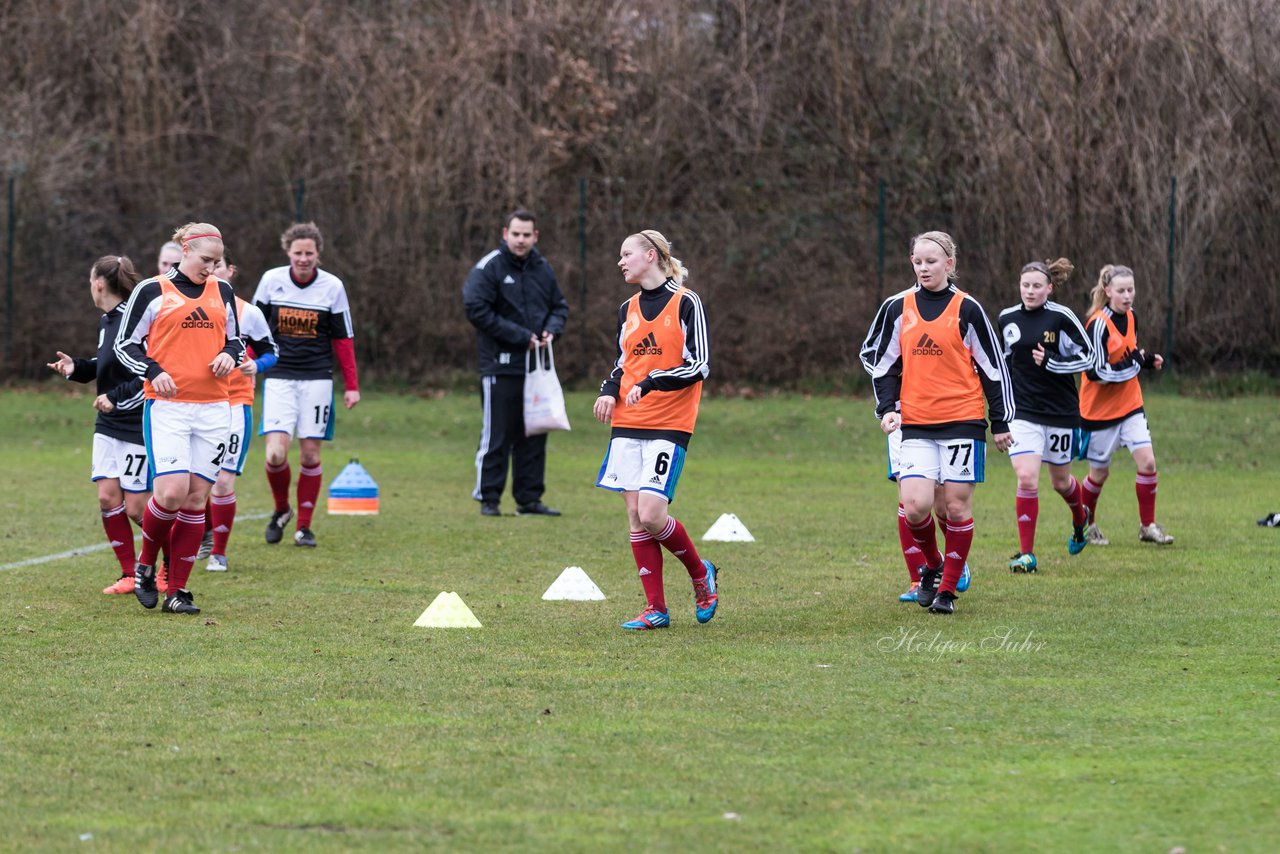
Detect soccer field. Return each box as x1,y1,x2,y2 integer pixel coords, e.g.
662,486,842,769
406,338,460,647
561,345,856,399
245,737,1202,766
1,387,1276,852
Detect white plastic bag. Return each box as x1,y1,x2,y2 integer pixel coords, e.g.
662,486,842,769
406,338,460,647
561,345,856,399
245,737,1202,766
524,339,571,436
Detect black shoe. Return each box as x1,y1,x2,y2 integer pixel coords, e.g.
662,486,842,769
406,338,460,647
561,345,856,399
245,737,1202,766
929,590,956,614
516,501,561,517
480,501,501,517
265,507,293,544
162,588,201,615
196,530,214,560
134,563,159,609
294,527,316,547
1258,512,1280,527
915,566,942,608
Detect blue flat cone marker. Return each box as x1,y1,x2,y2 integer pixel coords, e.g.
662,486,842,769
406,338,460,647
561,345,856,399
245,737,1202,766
328,458,379,515
414,591,482,628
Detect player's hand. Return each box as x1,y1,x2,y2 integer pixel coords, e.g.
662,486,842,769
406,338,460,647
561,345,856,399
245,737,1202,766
210,353,235,377
993,431,1014,453
152,372,177,398
239,359,258,377
344,389,361,409
1032,343,1046,366
880,412,901,434
540,330,553,345
1152,353,1164,370
93,394,115,413
625,385,644,406
47,351,74,377
593,395,615,424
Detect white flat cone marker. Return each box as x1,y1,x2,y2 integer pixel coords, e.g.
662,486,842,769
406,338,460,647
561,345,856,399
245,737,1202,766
702,512,755,542
542,566,606,601
414,591,482,628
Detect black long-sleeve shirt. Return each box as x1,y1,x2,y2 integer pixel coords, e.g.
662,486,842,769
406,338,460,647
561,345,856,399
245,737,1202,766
997,301,1093,429
64,304,145,444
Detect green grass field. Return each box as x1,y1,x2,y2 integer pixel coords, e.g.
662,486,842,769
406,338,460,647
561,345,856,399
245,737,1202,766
1,386,1277,852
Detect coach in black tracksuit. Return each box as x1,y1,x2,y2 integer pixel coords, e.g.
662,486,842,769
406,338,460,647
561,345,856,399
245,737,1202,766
463,209,570,517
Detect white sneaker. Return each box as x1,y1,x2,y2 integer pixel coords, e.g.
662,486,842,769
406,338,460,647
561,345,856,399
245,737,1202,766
1084,523,1110,546
1139,523,1174,545
205,554,228,572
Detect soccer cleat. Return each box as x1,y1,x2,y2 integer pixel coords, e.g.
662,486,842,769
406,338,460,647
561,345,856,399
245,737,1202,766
929,590,957,614
161,589,201,615
206,554,228,572
102,575,135,595
693,560,719,623
265,507,293,544
516,501,561,517
196,530,214,560
1258,512,1280,527
956,561,972,592
294,527,317,547
1008,552,1038,573
1068,507,1091,555
156,559,168,595
1139,522,1174,545
480,501,501,517
620,608,670,630
915,566,942,609
899,582,921,602
1084,523,1110,546
133,563,159,609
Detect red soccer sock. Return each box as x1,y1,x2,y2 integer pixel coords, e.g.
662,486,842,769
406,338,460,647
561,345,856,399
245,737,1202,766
138,497,179,567
210,492,237,556
266,460,292,513
655,516,706,580
1062,476,1087,527
631,529,665,611
1016,489,1039,554
1135,471,1158,526
897,505,922,583
203,496,213,535
939,518,974,594
297,464,322,529
167,511,206,592
1082,475,1104,522
906,514,943,569
101,503,136,575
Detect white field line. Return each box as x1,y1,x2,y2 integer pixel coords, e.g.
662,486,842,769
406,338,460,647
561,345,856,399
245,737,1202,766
0,512,273,571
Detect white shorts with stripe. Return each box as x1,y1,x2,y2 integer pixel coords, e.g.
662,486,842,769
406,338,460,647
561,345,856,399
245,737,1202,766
898,437,986,484
596,437,686,502
221,403,253,474
1008,419,1074,466
260,378,334,440
144,399,232,483
1083,412,1152,467
91,434,151,492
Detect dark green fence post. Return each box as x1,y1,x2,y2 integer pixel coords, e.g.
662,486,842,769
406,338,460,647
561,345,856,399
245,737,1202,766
578,177,587,317
1166,176,1176,368
876,179,886,303
5,174,14,364
294,178,306,222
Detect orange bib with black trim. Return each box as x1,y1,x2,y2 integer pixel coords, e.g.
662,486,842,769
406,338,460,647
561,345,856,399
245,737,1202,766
144,277,230,403
1079,308,1143,421
899,289,984,425
227,296,255,406
611,288,701,434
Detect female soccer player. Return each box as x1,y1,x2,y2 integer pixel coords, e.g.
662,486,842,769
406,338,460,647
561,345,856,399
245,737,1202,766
997,258,1094,572
860,231,1014,614
115,223,244,614
253,222,359,549
1078,265,1173,545
593,229,718,630
205,254,278,572
47,255,148,594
